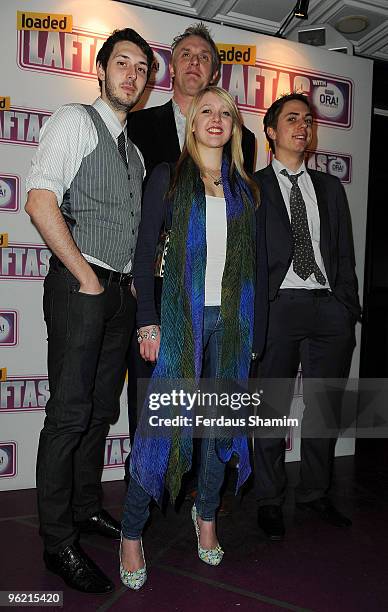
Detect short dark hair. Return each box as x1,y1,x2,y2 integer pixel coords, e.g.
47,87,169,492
171,23,220,79
96,28,154,91
263,93,312,153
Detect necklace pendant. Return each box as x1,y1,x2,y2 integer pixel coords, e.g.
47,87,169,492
213,178,222,186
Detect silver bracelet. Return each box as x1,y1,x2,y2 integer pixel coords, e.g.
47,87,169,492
137,325,159,343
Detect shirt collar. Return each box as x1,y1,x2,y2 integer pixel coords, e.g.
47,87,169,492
272,157,306,176
92,97,127,141
172,98,185,119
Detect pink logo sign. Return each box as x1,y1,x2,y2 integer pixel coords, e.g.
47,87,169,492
0,175,20,212
307,150,352,183
0,443,17,478
0,243,50,280
17,28,172,92
267,149,352,184
1,376,49,412
220,61,353,128
0,311,18,346
104,435,130,469
0,107,51,146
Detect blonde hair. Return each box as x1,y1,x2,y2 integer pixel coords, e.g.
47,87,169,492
171,86,259,204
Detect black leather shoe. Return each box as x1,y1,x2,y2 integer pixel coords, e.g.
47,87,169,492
257,505,285,541
76,509,121,540
296,497,352,528
44,543,114,593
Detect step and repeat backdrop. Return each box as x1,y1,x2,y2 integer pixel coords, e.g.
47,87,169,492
0,0,372,490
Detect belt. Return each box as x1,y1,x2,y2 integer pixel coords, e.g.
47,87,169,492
87,262,133,286
50,256,133,286
278,288,331,298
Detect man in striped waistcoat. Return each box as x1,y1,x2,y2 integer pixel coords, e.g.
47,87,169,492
25,28,154,594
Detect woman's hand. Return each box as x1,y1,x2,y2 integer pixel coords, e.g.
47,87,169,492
130,280,137,299
137,325,160,362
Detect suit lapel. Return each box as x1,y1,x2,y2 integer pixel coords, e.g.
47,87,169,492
262,165,291,232
157,101,181,160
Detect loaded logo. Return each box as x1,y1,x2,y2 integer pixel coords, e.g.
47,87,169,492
0,243,50,280
17,11,73,32
17,28,172,91
0,107,51,146
219,61,352,128
104,435,130,469
217,43,256,65
0,376,49,412
307,150,352,183
0,311,18,347
0,442,17,478
0,97,11,110
0,174,20,213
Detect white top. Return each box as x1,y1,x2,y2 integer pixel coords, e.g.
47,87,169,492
26,97,145,271
272,158,330,290
205,195,227,306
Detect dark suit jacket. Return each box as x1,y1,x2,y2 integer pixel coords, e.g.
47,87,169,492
253,164,361,321
128,99,256,178
253,197,268,358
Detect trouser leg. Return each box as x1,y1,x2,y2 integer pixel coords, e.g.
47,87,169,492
121,476,152,539
195,307,226,519
296,294,356,501
37,268,106,552
253,294,301,505
72,285,136,521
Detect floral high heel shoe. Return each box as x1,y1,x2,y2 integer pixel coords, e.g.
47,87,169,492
191,505,224,566
119,536,147,590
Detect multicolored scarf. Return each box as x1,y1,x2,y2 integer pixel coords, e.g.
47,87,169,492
130,156,256,503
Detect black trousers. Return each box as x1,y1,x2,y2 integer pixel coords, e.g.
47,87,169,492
252,289,356,506
37,262,136,552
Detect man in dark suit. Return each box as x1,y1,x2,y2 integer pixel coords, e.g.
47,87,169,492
253,93,361,541
127,22,256,179
125,23,256,455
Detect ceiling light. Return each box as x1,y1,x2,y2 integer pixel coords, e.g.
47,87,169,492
336,15,369,34
276,0,310,36
294,0,309,19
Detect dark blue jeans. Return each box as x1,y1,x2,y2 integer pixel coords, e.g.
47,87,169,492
122,306,227,539
37,261,136,552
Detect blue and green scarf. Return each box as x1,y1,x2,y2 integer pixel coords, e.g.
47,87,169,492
130,156,256,503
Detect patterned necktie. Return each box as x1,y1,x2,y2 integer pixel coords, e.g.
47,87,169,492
117,131,128,167
280,169,326,285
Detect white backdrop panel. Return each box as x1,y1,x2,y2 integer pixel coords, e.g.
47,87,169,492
0,0,372,489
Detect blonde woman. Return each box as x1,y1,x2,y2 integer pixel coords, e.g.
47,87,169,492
120,86,267,589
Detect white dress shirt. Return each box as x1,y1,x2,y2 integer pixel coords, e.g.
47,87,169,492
172,98,186,151
272,158,330,290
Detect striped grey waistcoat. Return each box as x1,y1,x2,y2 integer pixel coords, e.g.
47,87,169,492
61,104,143,271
